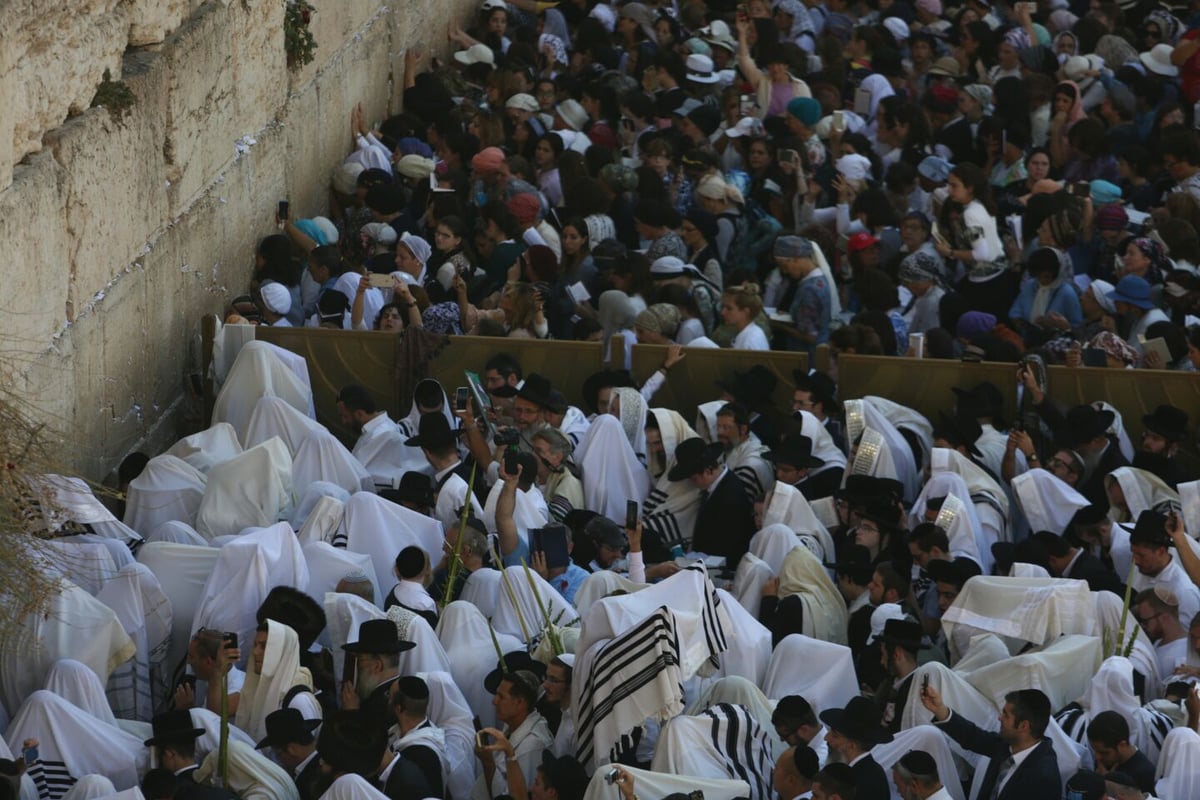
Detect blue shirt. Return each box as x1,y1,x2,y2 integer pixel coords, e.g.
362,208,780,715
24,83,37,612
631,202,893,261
550,563,591,605
789,270,831,355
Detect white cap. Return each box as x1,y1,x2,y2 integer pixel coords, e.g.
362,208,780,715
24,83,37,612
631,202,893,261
454,43,495,66
260,282,292,316
505,93,540,113
725,117,765,138
685,54,719,84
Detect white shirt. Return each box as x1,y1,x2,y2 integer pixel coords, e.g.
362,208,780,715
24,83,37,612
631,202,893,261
472,712,553,800
193,666,246,708
433,463,484,530
731,323,770,351
390,580,437,615
1132,557,1200,629
1155,637,1188,680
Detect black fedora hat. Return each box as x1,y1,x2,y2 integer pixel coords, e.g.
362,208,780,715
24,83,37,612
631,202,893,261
926,556,981,589
484,651,547,694
767,435,824,470
255,707,321,750
667,437,724,481
856,495,903,532
342,618,415,654
316,710,388,776
819,696,893,744
1060,404,1115,448
792,369,837,407
257,586,326,652
1129,509,1172,548
392,471,435,507
934,411,982,457
879,618,923,652
952,381,1004,421
833,543,874,577
405,413,462,448
839,475,904,506
1143,404,1188,442
144,709,205,747
716,365,778,409
493,373,557,409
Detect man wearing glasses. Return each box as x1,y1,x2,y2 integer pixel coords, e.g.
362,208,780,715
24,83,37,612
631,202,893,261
1132,586,1188,681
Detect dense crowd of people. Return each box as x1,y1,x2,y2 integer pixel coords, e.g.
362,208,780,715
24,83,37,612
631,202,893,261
9,2,1200,800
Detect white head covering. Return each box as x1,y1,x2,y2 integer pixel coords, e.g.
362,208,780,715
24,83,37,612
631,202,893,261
1095,400,1135,462
835,153,872,181
317,774,388,800
1105,466,1180,523
1155,727,1200,800
435,601,526,729
748,523,804,574
123,455,207,537
398,378,455,437
339,491,444,592
611,387,648,460
260,282,292,315
388,606,452,677
305,542,380,620
960,634,1102,713
762,634,858,713
194,438,294,539
145,520,208,546
686,676,784,758
909,473,988,571
244,395,325,459
44,659,117,727
650,704,774,800
795,410,847,475
291,481,352,531
211,341,315,442
872,727,965,800
1012,468,1090,534
859,74,896,122
292,429,373,498
777,546,848,644
930,447,1010,521
575,414,649,522
760,486,835,564
845,399,920,502
715,587,773,685
194,740,299,800
235,620,313,741
941,576,1096,661
165,422,243,474
60,776,116,800
648,408,697,478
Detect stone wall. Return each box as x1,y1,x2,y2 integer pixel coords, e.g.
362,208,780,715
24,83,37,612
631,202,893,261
0,0,472,480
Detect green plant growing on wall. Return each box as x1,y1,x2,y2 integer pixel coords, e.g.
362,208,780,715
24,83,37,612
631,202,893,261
90,69,137,120
285,0,318,69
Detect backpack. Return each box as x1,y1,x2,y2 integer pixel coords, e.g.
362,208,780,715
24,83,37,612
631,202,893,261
283,683,337,720
722,201,783,275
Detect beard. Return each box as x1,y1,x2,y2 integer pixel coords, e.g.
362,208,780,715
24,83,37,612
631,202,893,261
356,670,384,699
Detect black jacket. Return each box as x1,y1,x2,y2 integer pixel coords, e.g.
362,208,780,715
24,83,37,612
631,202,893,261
1063,550,1124,596
691,470,757,565
380,743,443,800
937,713,1061,800
294,754,324,800
850,754,892,800
174,767,237,800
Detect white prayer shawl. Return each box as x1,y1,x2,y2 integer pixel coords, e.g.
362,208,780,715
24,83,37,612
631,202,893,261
762,634,858,714
210,321,257,386
1012,468,1090,535
777,546,848,644
574,607,687,769
611,387,649,461
941,575,1096,660
340,491,443,589
1155,727,1200,800
165,423,243,474
864,395,934,473
576,563,728,680
581,764,748,800
244,395,324,457
123,455,207,536
457,568,502,621
1094,590,1161,700
1179,479,1200,541
195,438,293,539
317,774,389,800
871,726,967,800
648,408,699,481
712,588,772,686
910,477,988,571
190,523,309,673
352,414,427,489
293,429,373,498
304,542,381,611
731,554,774,617
37,540,119,596
389,722,449,789
575,415,650,522
685,677,785,760
321,592,385,687
748,525,804,574
482,482,548,544
92,789,142,800
846,426,905,498
757,497,835,566
796,410,847,476
196,740,300,800
1096,400,1136,463
960,634,1102,713
434,469,484,532
845,400,920,502
44,660,117,727
724,435,774,502
930,448,1009,548
397,379,455,437
417,671,479,800
903,662,999,738
387,606,453,676
212,341,315,443
1056,656,1174,762
1105,467,1180,523
61,535,136,574
0,582,136,717
60,776,115,800
642,465,702,554
23,475,142,546
694,401,724,443
135,542,219,684
1010,563,1051,578
557,406,591,449
650,703,774,800
435,601,524,730
490,565,580,643
145,521,207,546
572,572,647,618
236,620,313,742
96,563,172,721
291,481,351,532
6,691,147,798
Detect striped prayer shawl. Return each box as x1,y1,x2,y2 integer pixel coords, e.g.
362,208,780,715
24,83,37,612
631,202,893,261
574,607,684,767
724,439,773,503
28,760,70,800
1056,702,1175,763
701,703,774,800
642,476,701,554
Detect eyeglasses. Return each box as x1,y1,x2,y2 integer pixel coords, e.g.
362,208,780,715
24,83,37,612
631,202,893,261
543,677,569,685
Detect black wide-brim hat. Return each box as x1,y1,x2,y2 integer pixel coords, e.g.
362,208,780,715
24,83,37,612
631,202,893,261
405,412,463,448
492,372,557,409
484,650,547,694
255,707,322,750
819,696,893,744
342,618,416,654
144,709,205,747
667,437,724,481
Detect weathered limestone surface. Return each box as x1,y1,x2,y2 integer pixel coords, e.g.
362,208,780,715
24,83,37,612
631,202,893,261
0,0,476,480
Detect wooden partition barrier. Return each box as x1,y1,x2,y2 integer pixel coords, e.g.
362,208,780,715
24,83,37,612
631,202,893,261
218,325,1198,456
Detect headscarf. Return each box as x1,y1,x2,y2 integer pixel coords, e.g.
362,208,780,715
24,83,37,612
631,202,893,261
777,546,849,644
775,0,814,39
598,289,637,335
611,386,649,459
1003,27,1032,50
1055,81,1086,128
1052,29,1078,57
1085,331,1139,367
1030,248,1071,321
1089,279,1118,314
956,310,997,341
539,33,570,67
859,74,895,122
1129,237,1169,284
1145,10,1183,45
899,251,941,284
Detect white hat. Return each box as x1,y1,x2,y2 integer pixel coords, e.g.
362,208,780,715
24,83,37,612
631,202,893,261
260,282,292,316
332,161,364,195
836,153,872,181
555,99,589,132
361,221,398,246
453,43,495,66
505,93,540,113
1140,43,1179,77
685,54,720,84
725,116,765,138
396,155,435,180
882,16,910,42
555,653,577,668
589,3,616,31
311,216,340,245
481,0,508,10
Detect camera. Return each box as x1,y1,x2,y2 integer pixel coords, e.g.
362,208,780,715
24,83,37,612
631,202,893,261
494,427,520,446
604,769,620,785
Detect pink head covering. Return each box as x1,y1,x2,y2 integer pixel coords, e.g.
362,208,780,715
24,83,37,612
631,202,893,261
471,147,506,175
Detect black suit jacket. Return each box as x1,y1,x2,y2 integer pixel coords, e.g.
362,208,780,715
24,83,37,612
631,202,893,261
938,713,1061,800
691,470,757,565
381,744,443,800
294,754,324,800
362,676,400,739
174,767,237,800
1064,550,1123,596
850,754,891,800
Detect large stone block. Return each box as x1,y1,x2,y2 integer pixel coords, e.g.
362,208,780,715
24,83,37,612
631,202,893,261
128,0,189,46
290,0,388,89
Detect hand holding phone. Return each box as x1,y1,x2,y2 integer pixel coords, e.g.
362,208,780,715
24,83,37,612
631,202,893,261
455,386,470,412
277,200,289,224
626,500,639,531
